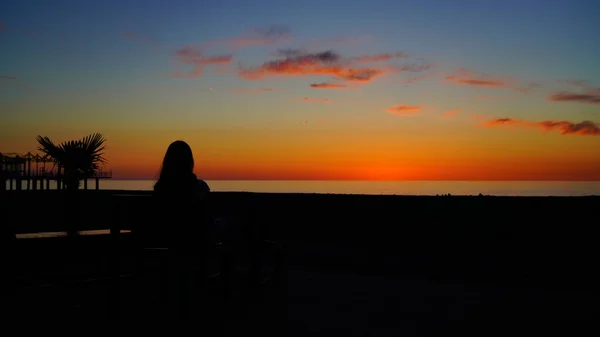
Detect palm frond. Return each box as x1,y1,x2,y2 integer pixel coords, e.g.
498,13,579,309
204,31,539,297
36,135,65,162
36,133,108,180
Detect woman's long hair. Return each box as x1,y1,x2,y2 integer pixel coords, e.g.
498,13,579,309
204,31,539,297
153,140,198,196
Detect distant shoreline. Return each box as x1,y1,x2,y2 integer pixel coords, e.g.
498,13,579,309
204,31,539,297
4,189,599,198
8,180,599,196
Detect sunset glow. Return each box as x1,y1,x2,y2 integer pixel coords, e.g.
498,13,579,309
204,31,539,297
1,0,599,180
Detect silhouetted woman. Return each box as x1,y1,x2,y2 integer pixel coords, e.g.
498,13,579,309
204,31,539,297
150,139,211,248
154,140,210,201
150,140,211,316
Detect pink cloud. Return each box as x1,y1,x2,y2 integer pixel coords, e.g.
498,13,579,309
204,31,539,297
483,118,600,136
385,105,423,116
443,109,462,118
297,97,333,103
238,49,398,84
172,45,233,78
444,68,539,93
445,69,506,87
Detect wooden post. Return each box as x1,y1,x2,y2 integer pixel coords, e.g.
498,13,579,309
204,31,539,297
16,178,21,191
57,165,62,190
32,178,37,191
96,177,100,190
83,178,88,190
26,158,31,190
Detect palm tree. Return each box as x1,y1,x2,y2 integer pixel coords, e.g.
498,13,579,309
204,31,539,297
36,133,107,192
36,133,107,236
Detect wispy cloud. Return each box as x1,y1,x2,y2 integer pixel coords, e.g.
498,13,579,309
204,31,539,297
445,69,506,87
547,81,600,105
310,82,347,89
483,118,600,136
443,109,462,118
231,87,278,94
561,79,592,88
385,105,423,116
298,97,333,103
353,52,409,63
444,68,539,93
548,92,600,105
172,45,233,78
204,24,292,51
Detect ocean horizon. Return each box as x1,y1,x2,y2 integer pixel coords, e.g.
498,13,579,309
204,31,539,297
8,179,600,197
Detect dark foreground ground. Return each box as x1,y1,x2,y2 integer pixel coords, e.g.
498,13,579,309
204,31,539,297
3,191,597,334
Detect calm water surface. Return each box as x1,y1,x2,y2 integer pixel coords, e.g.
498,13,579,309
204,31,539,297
10,180,599,196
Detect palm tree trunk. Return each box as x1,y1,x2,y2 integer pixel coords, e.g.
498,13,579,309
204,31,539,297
64,167,80,237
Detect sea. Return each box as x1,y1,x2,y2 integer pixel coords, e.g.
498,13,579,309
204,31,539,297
8,180,600,196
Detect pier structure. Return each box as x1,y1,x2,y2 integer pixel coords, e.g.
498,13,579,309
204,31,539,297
0,152,112,191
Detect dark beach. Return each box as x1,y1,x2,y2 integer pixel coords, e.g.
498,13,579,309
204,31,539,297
4,190,597,334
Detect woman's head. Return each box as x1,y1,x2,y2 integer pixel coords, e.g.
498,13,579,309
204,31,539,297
158,140,195,180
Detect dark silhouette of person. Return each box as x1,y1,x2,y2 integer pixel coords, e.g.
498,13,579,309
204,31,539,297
154,140,210,201
151,140,211,243
144,140,212,316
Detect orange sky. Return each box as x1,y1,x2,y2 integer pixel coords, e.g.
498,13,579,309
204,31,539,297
2,5,600,181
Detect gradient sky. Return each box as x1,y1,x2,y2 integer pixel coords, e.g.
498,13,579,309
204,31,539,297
1,0,599,180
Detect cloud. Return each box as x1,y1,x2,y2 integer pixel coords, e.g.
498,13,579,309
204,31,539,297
561,79,592,89
172,45,233,78
231,87,278,94
204,24,292,50
443,109,462,118
397,62,436,72
238,49,401,84
547,91,600,105
444,68,540,93
299,97,333,103
353,52,409,63
445,69,506,87
310,82,347,89
483,118,600,136
385,105,423,116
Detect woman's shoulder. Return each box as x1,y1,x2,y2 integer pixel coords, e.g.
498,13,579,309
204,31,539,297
196,179,210,197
